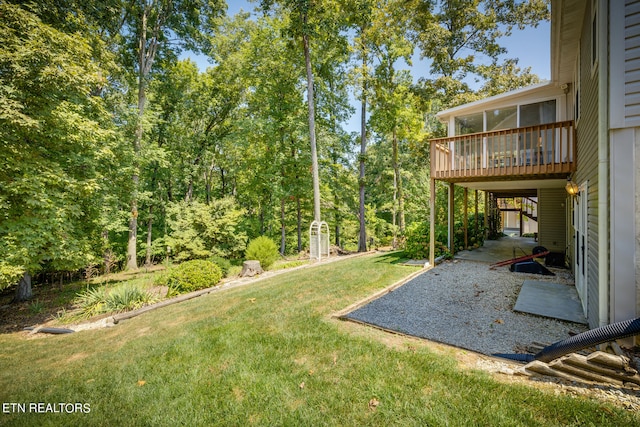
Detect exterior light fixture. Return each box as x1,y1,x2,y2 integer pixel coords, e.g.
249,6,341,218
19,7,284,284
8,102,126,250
565,177,579,196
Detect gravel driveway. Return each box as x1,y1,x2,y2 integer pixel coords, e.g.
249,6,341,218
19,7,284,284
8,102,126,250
344,259,589,356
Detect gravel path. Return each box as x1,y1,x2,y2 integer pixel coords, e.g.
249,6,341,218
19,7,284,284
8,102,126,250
345,259,589,356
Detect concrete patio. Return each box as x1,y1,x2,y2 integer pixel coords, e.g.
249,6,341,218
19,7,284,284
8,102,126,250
454,234,539,264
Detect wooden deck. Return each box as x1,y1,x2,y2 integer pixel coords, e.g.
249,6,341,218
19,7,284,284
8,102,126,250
430,121,576,182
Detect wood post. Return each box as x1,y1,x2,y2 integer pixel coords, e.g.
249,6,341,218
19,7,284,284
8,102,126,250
463,187,468,250
448,182,455,254
429,178,436,267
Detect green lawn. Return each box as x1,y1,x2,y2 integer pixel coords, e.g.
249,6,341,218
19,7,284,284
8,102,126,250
0,253,637,426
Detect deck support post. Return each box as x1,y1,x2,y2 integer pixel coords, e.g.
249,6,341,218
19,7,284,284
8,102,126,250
448,182,455,254
484,191,489,239
429,178,436,267
474,190,479,243
463,187,468,250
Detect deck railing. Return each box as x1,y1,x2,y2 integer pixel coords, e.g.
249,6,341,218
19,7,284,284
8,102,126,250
430,120,576,181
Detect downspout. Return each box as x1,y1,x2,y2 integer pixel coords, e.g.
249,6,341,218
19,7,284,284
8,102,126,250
597,0,609,326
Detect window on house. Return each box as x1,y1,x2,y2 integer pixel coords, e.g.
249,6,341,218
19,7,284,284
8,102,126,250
519,100,557,126
455,113,483,135
486,107,517,131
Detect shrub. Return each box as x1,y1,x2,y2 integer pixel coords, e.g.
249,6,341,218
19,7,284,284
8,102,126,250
165,198,248,262
73,284,158,319
208,255,232,278
245,236,279,270
164,260,222,294
404,222,429,260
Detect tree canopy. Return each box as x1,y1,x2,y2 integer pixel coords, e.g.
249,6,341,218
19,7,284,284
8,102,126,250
0,0,550,297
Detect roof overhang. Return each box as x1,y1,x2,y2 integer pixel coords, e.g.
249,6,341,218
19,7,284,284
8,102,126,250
435,81,561,123
551,0,587,84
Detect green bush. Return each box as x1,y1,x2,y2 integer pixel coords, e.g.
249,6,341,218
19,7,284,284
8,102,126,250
165,198,248,262
208,255,231,277
404,222,429,260
245,236,279,270
404,222,452,260
73,284,159,319
164,260,222,293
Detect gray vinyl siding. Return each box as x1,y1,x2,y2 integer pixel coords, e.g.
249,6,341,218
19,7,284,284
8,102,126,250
626,0,640,324
625,0,640,123
537,188,566,253
575,0,602,328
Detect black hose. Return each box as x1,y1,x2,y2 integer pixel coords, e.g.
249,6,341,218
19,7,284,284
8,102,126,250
23,327,75,334
534,317,640,363
493,316,640,363
493,353,535,362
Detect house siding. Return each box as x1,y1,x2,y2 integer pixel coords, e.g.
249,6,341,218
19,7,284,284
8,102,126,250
625,0,640,124
538,188,566,252
575,0,602,328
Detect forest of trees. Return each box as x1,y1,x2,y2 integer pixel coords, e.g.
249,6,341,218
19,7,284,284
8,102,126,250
0,0,549,300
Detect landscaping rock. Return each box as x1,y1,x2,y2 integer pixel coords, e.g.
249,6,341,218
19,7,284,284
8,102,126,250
240,260,263,277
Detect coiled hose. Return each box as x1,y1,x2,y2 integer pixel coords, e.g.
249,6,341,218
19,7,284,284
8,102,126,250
494,316,640,363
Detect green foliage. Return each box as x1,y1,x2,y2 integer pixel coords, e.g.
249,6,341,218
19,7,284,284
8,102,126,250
72,284,158,319
0,4,112,284
166,198,247,262
208,255,232,278
403,221,451,260
245,236,279,270
163,260,222,294
0,262,24,291
28,299,45,315
404,222,430,259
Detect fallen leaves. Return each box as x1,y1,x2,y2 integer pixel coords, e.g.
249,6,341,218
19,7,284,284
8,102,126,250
368,398,380,411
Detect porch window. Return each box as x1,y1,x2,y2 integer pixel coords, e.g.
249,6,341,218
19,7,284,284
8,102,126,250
486,107,517,131
520,100,556,126
455,113,483,135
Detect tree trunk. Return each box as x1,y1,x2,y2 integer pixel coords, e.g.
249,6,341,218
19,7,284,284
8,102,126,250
358,52,368,253
12,272,32,303
302,14,321,223
394,127,405,235
280,198,286,256
334,192,341,247
392,127,399,249
145,204,153,266
102,229,111,273
297,197,302,253
127,6,150,271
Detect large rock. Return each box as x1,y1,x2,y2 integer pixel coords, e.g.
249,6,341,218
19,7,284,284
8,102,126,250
240,260,263,277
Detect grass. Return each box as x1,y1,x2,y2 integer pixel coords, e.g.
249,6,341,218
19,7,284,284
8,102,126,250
0,252,637,426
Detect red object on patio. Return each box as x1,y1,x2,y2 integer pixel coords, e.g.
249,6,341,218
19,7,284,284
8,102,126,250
489,251,550,270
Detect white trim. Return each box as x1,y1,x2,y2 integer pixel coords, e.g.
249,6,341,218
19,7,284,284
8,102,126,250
597,0,609,327
610,128,637,322
590,0,599,77
436,82,558,120
574,181,588,316
609,2,625,129
449,97,564,136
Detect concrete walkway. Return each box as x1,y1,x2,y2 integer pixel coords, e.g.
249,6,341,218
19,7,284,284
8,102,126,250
454,235,539,264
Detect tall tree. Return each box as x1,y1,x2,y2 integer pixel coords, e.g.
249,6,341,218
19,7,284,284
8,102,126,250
409,0,549,106
0,4,113,299
368,0,421,247
120,0,225,270
261,0,337,224
348,0,375,252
